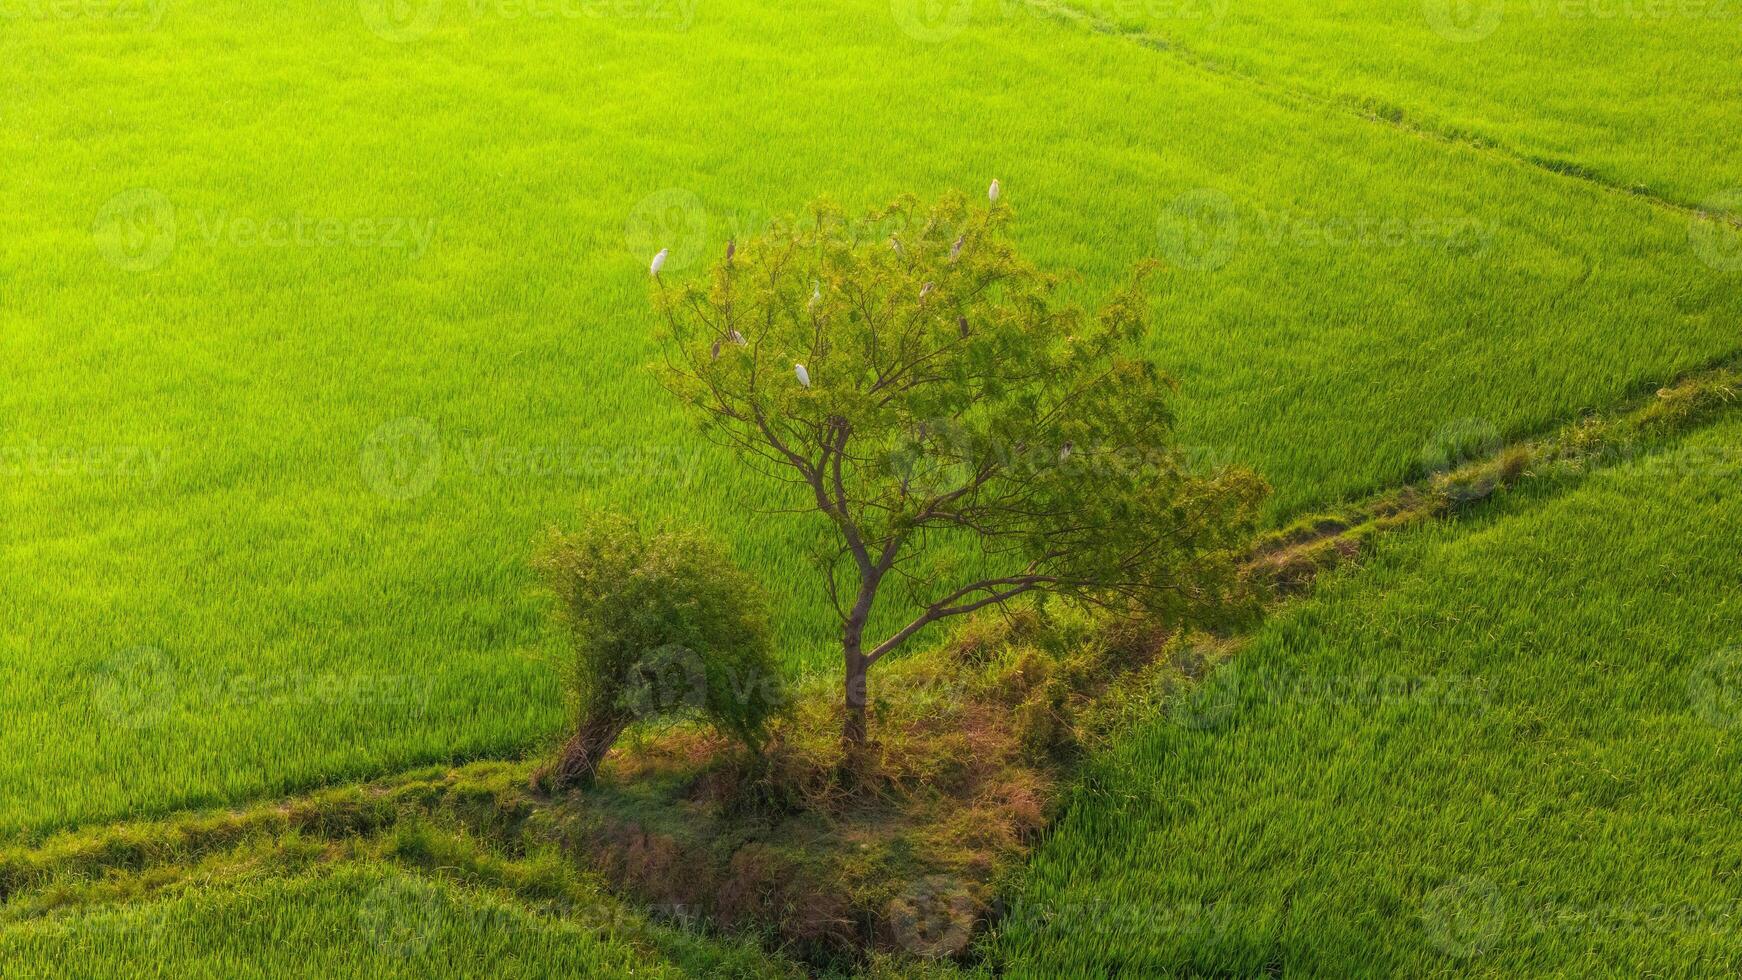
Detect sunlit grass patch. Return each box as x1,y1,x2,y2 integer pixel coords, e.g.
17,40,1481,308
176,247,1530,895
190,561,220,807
993,416,1742,975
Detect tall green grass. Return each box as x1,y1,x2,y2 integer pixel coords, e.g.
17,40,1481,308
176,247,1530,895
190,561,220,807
3,0,1739,834
0,865,792,979
993,417,1742,975
1050,0,1742,208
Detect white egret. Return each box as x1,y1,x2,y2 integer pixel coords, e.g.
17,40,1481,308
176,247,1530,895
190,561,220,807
919,281,934,300
950,236,963,261
729,329,746,345
1058,441,1074,462
650,248,668,276
988,179,1001,203
795,363,811,388
809,281,821,309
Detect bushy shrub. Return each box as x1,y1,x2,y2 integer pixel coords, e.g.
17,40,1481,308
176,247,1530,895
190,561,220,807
532,513,784,789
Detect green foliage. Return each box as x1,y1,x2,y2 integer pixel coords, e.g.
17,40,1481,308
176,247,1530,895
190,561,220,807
534,514,783,754
655,193,1269,666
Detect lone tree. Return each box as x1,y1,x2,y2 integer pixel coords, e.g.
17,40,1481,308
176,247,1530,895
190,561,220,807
652,189,1266,747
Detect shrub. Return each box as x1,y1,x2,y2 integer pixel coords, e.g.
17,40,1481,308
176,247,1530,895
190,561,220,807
532,513,784,789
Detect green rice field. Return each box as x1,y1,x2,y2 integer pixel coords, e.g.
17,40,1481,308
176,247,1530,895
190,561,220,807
6,0,1740,837
1062,0,1742,206
4,0,1740,973
995,416,1742,975
0,865,790,979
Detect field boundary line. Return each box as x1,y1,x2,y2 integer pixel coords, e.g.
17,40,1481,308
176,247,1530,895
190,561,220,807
1020,0,1737,226
1243,350,1742,597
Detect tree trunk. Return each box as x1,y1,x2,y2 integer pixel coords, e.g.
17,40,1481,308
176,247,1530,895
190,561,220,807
842,582,875,748
843,639,868,747
545,712,630,791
